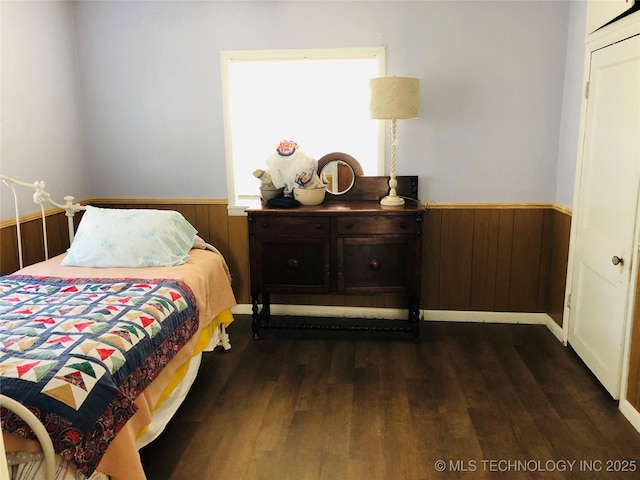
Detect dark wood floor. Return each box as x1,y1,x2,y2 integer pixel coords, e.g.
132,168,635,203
140,315,640,479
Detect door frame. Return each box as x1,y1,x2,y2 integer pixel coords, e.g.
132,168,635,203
563,12,640,402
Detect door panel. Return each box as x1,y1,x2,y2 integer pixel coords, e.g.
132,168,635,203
260,237,330,293
573,262,626,378
338,237,413,294
569,35,640,398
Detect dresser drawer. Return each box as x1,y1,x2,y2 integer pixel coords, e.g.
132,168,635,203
253,215,330,237
337,215,418,235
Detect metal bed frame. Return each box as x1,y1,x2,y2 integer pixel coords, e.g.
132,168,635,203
0,175,83,480
1,175,84,270
0,175,232,479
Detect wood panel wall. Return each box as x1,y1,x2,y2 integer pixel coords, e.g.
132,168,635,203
0,201,253,308
627,252,640,411
0,201,570,319
0,211,75,275
424,205,571,325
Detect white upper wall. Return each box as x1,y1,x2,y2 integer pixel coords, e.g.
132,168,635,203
2,1,586,212
556,0,587,208
72,0,578,205
0,0,89,220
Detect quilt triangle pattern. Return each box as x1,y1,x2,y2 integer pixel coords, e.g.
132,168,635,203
124,311,161,338
58,318,109,336
72,340,126,374
0,357,56,382
41,357,106,410
99,323,144,352
0,320,25,330
2,335,38,351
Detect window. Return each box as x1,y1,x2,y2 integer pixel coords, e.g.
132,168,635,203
221,47,385,213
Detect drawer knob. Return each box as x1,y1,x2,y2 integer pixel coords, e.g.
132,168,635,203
288,258,299,269
369,259,381,271
315,223,322,229
344,222,352,229
400,221,407,228
262,222,270,228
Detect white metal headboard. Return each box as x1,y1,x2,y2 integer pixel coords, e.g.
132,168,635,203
0,175,84,270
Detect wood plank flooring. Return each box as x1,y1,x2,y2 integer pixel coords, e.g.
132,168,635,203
140,316,640,479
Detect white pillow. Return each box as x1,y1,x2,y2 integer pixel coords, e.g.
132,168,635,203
61,206,198,268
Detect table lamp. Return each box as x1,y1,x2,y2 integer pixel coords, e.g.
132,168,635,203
370,76,420,206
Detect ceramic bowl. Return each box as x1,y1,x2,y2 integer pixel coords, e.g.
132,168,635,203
260,186,284,201
293,186,326,205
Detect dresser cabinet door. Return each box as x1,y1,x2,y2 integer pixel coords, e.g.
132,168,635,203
259,237,330,293
337,237,416,294
251,211,332,295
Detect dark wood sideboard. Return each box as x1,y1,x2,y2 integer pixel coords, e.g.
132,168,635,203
247,175,424,342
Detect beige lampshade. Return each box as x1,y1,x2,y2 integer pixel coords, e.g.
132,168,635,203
370,76,420,120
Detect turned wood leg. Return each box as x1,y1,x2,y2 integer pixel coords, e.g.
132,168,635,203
251,296,260,339
263,293,271,321
410,297,420,343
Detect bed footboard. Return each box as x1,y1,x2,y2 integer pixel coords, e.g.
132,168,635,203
0,394,56,480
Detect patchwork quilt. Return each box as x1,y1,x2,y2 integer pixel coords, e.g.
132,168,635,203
0,275,199,476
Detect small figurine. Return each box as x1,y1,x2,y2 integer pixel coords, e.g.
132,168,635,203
295,170,325,189
253,169,276,188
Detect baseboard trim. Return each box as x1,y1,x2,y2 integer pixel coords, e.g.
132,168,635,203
424,309,547,324
544,316,566,344
231,304,408,319
231,304,558,333
619,400,640,433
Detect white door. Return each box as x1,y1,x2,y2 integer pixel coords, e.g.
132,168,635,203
568,34,640,399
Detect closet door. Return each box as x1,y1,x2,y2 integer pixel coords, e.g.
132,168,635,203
568,34,640,399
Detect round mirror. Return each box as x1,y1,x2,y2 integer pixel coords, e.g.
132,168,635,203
322,160,355,194
317,152,364,195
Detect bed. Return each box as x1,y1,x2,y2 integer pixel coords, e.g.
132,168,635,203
0,176,237,479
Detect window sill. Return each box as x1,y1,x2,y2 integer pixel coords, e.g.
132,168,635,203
227,198,260,217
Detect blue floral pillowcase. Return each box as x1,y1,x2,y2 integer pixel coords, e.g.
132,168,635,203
61,205,198,268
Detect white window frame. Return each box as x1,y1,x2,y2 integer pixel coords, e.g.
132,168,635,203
220,47,386,215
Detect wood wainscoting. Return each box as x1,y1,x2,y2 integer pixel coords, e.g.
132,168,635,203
0,209,78,275
424,204,571,326
627,253,640,413
0,200,570,322
0,200,251,308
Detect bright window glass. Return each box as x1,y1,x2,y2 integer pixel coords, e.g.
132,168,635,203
221,47,385,211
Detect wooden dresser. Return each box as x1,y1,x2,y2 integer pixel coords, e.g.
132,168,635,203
247,169,425,341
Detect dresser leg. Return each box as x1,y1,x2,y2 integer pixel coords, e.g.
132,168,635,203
263,293,271,321
410,297,421,343
251,296,260,339
252,294,272,339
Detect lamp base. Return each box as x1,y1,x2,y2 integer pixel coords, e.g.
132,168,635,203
380,195,405,206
